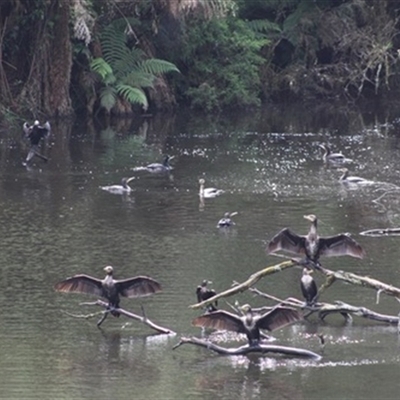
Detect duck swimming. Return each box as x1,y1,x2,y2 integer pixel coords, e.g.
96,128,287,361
267,214,365,267
217,212,238,228
145,155,174,173
319,144,352,164
301,268,318,306
196,280,218,312
54,266,162,326
199,178,224,198
339,168,371,185
192,304,301,346
100,177,135,194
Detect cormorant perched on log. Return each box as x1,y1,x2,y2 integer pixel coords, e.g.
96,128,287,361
54,266,162,319
267,214,365,267
192,304,301,346
196,280,218,312
22,120,51,165
319,144,352,164
100,177,135,194
199,179,224,198
301,268,318,305
145,155,174,173
217,212,238,228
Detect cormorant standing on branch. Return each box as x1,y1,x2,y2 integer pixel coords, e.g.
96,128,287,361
192,304,301,346
22,120,51,165
196,280,218,312
54,266,162,318
301,268,318,305
267,214,365,267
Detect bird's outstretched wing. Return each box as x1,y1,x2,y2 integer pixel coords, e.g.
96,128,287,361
192,310,244,333
318,234,365,258
267,228,306,256
116,276,162,298
257,306,302,331
54,274,103,296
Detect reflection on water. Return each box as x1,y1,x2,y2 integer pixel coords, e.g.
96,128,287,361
1,104,400,399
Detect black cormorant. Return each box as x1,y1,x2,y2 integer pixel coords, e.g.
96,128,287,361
196,280,218,312
54,266,162,320
267,214,365,266
300,268,318,305
22,120,51,165
192,304,301,346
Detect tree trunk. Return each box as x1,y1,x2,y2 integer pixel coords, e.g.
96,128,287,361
18,0,73,118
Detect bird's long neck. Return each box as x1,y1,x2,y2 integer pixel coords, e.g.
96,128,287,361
306,219,319,260
199,183,204,197
340,170,348,180
163,157,169,167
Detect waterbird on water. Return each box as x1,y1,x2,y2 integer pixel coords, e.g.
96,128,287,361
301,268,318,305
339,168,371,185
199,178,224,198
100,177,135,194
319,144,352,164
267,214,365,267
196,280,218,312
145,155,174,173
192,304,301,346
22,120,51,165
217,212,238,228
54,266,162,326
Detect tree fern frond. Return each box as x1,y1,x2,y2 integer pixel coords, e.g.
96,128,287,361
90,57,113,80
100,86,117,112
246,19,281,34
123,70,155,88
116,84,148,109
140,59,180,75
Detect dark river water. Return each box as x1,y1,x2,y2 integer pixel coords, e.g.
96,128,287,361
1,104,400,399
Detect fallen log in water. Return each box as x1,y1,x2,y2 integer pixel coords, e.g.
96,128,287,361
172,336,322,359
189,260,296,310
360,227,400,237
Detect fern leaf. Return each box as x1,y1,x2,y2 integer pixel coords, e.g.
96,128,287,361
116,84,148,110
90,58,113,80
100,86,117,112
140,59,180,75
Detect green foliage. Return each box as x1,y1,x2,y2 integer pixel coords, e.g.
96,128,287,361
176,16,269,111
91,18,179,113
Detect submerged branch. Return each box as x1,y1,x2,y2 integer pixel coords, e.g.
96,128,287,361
172,336,321,360
68,300,174,334
189,260,296,310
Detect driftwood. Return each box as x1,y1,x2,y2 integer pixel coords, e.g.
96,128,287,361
189,260,296,310
172,336,321,360
360,227,400,237
249,287,399,325
65,299,174,334
317,266,400,299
